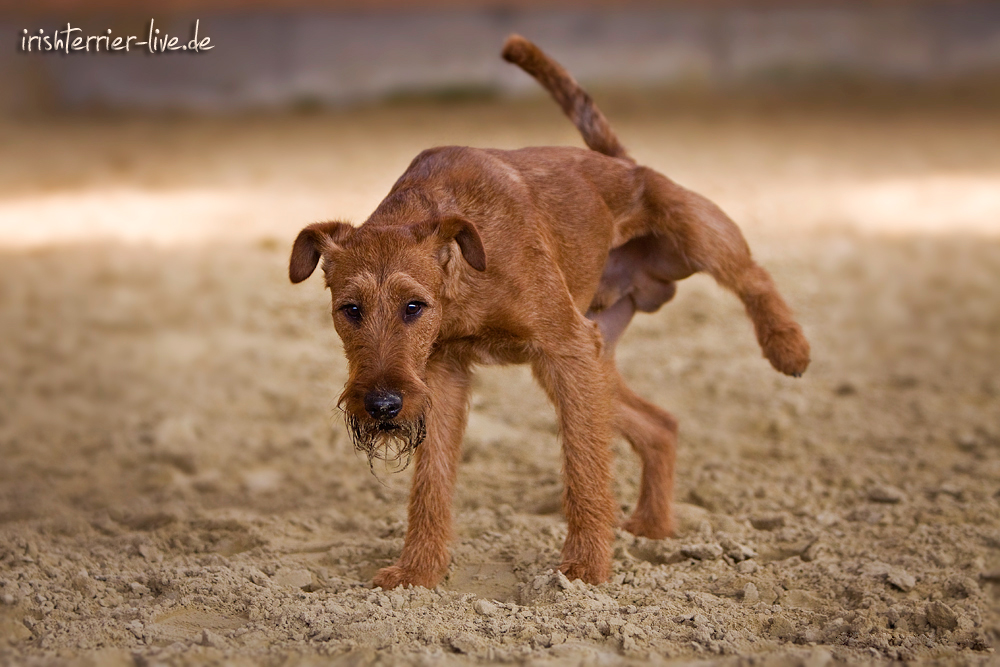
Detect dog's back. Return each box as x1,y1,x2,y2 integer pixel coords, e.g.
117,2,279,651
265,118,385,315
378,143,638,314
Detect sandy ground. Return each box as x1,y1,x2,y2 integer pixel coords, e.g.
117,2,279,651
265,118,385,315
1,95,999,666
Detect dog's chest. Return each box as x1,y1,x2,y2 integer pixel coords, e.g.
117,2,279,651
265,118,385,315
439,331,532,367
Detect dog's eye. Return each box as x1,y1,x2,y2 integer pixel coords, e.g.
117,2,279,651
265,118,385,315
340,304,362,321
403,301,424,320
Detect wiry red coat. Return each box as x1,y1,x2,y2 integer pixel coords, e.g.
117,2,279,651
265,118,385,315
289,35,810,588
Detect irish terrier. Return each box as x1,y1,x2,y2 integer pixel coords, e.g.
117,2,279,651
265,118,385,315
289,35,810,589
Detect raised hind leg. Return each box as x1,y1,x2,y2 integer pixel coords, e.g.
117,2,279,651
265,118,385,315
629,167,810,377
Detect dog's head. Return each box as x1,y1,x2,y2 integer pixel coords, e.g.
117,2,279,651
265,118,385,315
289,215,485,471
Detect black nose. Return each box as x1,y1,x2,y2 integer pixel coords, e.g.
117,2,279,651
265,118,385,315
364,390,403,420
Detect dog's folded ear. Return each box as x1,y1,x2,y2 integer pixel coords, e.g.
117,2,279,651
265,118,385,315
414,216,487,272
289,221,354,284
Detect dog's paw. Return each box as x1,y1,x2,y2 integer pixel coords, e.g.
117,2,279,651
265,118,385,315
559,560,610,585
372,564,439,590
623,513,674,541
763,325,811,377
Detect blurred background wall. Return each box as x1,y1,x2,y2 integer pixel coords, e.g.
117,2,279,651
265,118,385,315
2,0,999,114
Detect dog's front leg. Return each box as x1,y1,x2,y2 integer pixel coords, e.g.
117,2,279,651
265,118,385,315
531,319,617,584
373,355,470,590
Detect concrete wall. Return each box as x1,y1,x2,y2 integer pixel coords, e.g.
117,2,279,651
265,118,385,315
3,3,1000,113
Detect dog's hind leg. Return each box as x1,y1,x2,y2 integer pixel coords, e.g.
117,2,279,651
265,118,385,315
635,167,811,377
608,366,677,539
373,354,470,590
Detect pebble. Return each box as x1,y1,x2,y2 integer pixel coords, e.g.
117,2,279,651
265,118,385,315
621,622,644,638
849,507,884,524
886,568,916,592
201,628,226,648
815,512,839,527
127,621,144,640
867,484,905,504
937,483,964,500
742,582,759,604
138,544,161,562
719,536,756,562
781,589,825,611
688,483,728,512
801,540,822,562
273,568,314,590
673,503,711,535
768,615,796,639
955,432,979,451
736,560,759,574
925,601,959,630
473,599,497,616
680,543,723,560
945,576,979,599
834,382,857,396
751,515,785,530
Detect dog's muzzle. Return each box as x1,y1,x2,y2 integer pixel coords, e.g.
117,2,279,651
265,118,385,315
346,412,426,475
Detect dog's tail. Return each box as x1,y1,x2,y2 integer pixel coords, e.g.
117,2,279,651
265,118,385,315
502,34,631,162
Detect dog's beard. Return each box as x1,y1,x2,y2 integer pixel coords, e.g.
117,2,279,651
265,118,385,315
346,413,426,475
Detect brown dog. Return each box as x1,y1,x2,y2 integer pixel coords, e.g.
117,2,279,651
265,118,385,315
289,35,810,589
